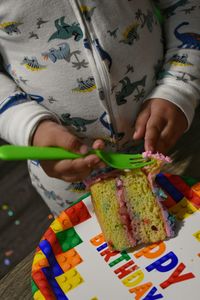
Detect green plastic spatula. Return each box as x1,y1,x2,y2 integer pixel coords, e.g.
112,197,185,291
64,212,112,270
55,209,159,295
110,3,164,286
0,145,154,169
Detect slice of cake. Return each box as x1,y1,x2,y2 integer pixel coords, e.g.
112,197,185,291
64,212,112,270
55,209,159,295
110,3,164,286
90,152,175,251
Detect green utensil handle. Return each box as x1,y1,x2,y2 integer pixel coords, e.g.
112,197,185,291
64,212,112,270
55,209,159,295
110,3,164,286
0,145,84,160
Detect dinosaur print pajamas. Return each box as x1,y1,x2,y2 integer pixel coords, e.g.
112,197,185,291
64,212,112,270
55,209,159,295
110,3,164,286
0,0,199,215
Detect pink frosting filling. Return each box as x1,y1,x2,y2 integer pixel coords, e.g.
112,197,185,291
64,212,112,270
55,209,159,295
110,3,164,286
115,178,137,246
88,151,174,241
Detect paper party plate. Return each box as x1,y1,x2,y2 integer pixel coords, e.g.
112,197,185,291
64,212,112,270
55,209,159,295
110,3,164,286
31,173,200,300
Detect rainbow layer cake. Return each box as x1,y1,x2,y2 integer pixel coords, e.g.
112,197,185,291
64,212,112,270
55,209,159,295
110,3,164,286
90,152,175,251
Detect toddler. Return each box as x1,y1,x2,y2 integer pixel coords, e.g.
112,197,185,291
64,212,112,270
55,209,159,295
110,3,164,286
0,0,199,215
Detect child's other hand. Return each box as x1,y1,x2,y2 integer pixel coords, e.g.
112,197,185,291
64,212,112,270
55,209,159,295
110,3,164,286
32,120,105,182
133,98,188,154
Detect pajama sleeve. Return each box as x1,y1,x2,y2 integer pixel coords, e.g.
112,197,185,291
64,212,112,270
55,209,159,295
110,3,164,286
146,0,200,129
0,62,59,146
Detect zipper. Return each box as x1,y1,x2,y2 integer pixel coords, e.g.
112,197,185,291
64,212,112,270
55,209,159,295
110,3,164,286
69,0,119,148
92,37,119,146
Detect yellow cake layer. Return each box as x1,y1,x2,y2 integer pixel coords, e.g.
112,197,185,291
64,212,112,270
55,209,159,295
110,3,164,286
121,170,166,244
91,178,131,251
91,169,167,251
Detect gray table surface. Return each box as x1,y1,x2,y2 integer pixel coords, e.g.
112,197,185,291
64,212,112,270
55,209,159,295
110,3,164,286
0,252,34,300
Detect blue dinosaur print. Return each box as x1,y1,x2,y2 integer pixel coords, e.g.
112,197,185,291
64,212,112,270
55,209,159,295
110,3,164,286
42,43,71,63
99,112,124,141
41,42,88,69
29,94,44,102
84,38,112,71
94,39,112,72
21,57,46,71
0,92,44,114
0,21,23,35
48,16,83,42
72,77,96,93
33,181,65,206
83,38,92,50
174,22,200,50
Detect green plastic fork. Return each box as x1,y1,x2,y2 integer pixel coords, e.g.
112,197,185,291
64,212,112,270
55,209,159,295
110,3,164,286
0,145,154,169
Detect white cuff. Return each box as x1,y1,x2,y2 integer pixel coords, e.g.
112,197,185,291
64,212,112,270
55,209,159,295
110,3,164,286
0,101,60,145
144,82,198,130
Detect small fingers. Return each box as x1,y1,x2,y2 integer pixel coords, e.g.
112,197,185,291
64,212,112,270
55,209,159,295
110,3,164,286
92,139,105,150
136,98,188,154
40,154,103,182
92,139,107,167
60,156,105,182
144,116,166,152
133,107,150,140
77,154,100,168
55,130,88,154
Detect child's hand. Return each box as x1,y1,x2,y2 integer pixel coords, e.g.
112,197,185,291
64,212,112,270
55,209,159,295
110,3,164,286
133,98,188,154
32,120,105,182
